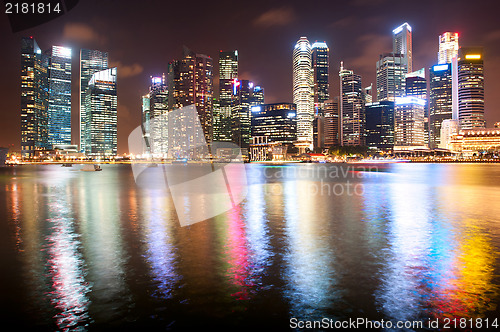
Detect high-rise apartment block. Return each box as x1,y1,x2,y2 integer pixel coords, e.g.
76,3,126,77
215,50,238,142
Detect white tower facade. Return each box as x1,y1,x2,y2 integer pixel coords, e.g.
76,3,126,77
293,37,314,149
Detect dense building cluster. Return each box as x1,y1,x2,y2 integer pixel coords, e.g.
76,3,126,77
20,22,495,160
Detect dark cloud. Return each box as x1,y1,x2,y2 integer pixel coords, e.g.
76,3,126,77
253,7,295,28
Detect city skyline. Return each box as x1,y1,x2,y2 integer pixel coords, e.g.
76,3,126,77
2,0,500,154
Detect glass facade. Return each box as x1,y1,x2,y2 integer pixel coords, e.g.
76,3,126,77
365,101,395,151
80,49,109,153
20,37,49,157
376,53,407,102
47,46,72,147
393,22,413,73
168,48,213,146
84,68,118,157
395,96,426,147
215,50,238,142
142,75,168,156
251,103,297,144
340,64,365,146
429,63,453,148
458,47,485,130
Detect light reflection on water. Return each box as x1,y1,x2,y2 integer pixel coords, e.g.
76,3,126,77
1,163,499,330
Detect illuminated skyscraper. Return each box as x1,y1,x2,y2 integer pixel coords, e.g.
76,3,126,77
340,63,365,146
168,47,213,146
376,53,407,102
438,32,459,64
365,101,395,151
393,22,413,73
312,41,330,104
47,46,72,147
395,96,426,147
293,37,314,150
231,79,253,149
457,47,485,129
142,75,168,156
251,103,297,144
429,63,453,148
324,98,340,148
83,68,118,157
405,69,428,145
21,37,49,157
80,49,109,153
215,50,238,142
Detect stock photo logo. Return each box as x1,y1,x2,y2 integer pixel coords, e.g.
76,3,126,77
128,105,248,227
4,0,80,32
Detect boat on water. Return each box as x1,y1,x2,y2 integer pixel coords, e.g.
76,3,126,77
61,163,73,167
81,164,102,172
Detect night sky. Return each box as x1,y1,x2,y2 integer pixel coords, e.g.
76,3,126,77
1,0,500,154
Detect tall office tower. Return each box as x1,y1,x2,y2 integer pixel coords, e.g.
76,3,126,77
393,22,413,73
429,63,453,148
21,37,49,157
231,79,256,149
47,46,72,147
394,96,426,147
168,47,213,146
438,32,459,64
80,49,109,153
457,47,485,129
216,50,238,142
142,75,168,156
339,63,365,146
251,103,297,144
293,37,314,150
405,69,428,145
365,101,395,151
83,68,118,157
376,53,407,102
323,98,340,148
312,41,330,104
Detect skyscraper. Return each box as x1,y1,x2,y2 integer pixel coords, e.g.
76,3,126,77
215,50,238,142
340,63,365,146
438,32,459,64
231,79,254,149
47,46,72,147
168,47,213,146
80,49,109,153
429,63,453,148
376,53,407,102
393,22,413,73
365,101,395,151
251,103,297,144
293,37,314,150
21,37,49,157
323,98,340,148
405,69,428,145
457,47,485,129
394,96,426,147
142,75,168,156
83,68,118,157
312,41,330,105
